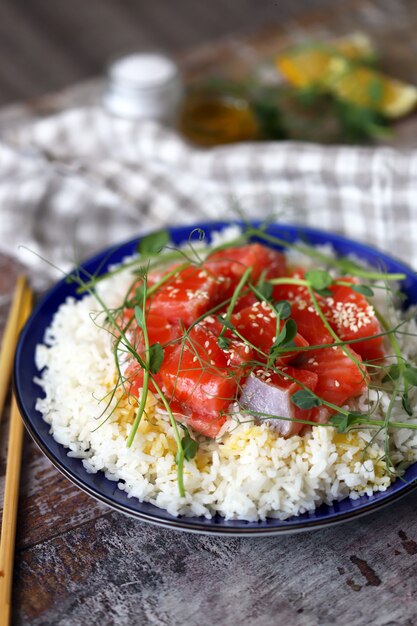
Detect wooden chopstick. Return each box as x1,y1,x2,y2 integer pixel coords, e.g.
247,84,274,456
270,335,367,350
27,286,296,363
0,281,32,626
0,277,27,423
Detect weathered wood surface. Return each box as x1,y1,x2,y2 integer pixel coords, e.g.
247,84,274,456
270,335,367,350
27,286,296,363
0,0,350,107
12,499,417,626
2,1,417,624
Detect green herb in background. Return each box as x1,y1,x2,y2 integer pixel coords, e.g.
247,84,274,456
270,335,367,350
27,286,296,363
181,32,417,146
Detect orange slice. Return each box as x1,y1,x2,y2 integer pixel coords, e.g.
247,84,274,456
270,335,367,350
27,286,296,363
328,59,417,118
277,48,334,89
276,33,417,119
276,33,375,89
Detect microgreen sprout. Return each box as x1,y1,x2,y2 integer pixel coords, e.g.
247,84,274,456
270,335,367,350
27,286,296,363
217,266,252,348
63,221,417,496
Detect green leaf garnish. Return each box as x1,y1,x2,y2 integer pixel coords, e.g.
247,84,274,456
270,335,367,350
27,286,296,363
382,364,401,383
368,77,383,104
329,411,366,432
176,427,199,463
270,319,298,355
404,365,417,387
329,413,349,433
256,281,273,301
134,305,145,330
314,288,333,298
138,230,170,257
272,324,287,349
149,343,164,374
402,392,413,417
291,389,321,410
274,300,291,320
305,269,333,291
281,318,298,345
217,316,236,331
351,284,374,297
135,284,145,302
217,336,231,350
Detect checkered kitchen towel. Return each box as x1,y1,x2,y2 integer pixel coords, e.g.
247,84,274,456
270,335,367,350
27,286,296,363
1,106,417,287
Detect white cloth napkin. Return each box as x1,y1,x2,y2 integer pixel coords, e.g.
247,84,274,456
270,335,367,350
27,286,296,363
1,106,417,287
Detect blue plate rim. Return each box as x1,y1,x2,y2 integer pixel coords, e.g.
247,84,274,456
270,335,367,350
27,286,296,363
13,220,417,536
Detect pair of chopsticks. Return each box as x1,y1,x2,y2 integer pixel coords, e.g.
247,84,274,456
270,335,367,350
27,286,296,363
0,277,32,626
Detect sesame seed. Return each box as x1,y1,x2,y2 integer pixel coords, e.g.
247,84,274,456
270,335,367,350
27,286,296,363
330,300,374,334
194,289,210,300
335,380,340,387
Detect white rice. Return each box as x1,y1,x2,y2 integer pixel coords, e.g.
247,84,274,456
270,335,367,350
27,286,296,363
34,231,417,521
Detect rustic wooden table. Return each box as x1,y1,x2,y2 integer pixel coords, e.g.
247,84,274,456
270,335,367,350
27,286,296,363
2,1,417,624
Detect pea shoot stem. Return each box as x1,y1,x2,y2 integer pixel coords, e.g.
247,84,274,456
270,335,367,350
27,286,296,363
269,276,368,378
76,232,249,295
218,267,252,340
127,277,150,448
249,229,406,282
71,222,417,496
238,408,417,431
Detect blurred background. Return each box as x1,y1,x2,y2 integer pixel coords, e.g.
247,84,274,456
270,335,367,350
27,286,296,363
0,0,356,105
1,0,417,147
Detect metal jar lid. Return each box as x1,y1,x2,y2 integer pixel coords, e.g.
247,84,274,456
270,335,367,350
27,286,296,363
103,52,183,122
